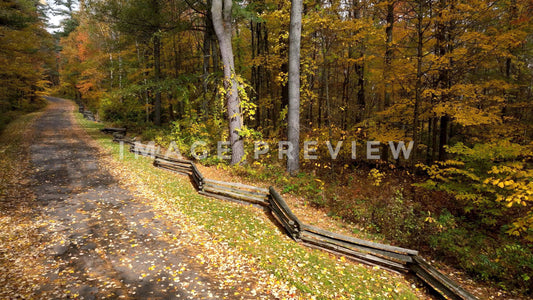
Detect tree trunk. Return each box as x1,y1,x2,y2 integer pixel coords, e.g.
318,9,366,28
382,1,394,111
211,0,244,165
250,19,268,129
341,66,350,130
426,118,432,163
506,0,517,79
435,0,453,161
412,0,424,163
109,53,114,89
287,0,303,175
356,58,365,121
153,32,162,126
202,13,214,120
431,117,438,161
438,115,449,161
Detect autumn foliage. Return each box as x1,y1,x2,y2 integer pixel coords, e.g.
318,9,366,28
0,0,54,130
53,0,532,294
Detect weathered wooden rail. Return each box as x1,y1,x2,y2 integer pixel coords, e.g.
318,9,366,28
77,103,96,121
130,141,161,157
83,110,95,121
116,141,478,300
201,178,270,207
113,135,135,145
100,127,126,135
269,187,302,240
300,224,416,272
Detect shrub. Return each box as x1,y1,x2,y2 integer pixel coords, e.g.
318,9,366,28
429,226,533,294
418,141,533,240
99,96,146,126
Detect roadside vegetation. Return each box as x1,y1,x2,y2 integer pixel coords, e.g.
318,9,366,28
75,111,422,300
121,122,533,296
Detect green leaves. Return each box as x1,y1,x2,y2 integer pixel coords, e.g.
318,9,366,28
419,140,533,238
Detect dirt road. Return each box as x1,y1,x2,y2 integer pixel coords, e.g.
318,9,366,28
25,97,273,299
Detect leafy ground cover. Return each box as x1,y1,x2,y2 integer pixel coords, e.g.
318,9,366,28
112,121,531,299
0,111,50,298
75,113,424,299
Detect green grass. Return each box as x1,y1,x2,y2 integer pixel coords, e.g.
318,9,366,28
75,112,419,300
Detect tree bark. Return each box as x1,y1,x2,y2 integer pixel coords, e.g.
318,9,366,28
211,0,244,165
153,32,162,126
287,0,303,175
438,115,449,161
382,1,395,111
202,12,215,120
412,0,424,163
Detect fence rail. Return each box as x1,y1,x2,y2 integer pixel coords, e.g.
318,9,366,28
113,136,135,145
268,187,302,240
115,140,478,300
130,142,161,157
203,178,269,206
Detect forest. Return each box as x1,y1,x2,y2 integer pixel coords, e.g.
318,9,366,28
0,0,53,131
1,0,532,296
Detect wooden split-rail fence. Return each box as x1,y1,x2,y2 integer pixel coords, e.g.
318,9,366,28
109,140,478,300
78,103,96,122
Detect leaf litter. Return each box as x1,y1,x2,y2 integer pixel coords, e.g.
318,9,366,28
1,99,293,299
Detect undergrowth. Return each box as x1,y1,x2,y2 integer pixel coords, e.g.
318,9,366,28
231,160,533,295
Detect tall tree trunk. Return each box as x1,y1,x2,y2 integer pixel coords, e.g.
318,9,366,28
352,0,365,123
287,0,303,175
426,118,433,163
355,56,365,122
438,115,449,161
435,0,453,161
250,19,268,129
341,66,350,130
381,19,390,169
506,0,517,79
413,0,424,163
153,32,162,126
251,21,258,125
321,40,330,127
202,12,214,120
212,0,244,165
431,117,438,161
382,1,395,111
318,63,324,128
